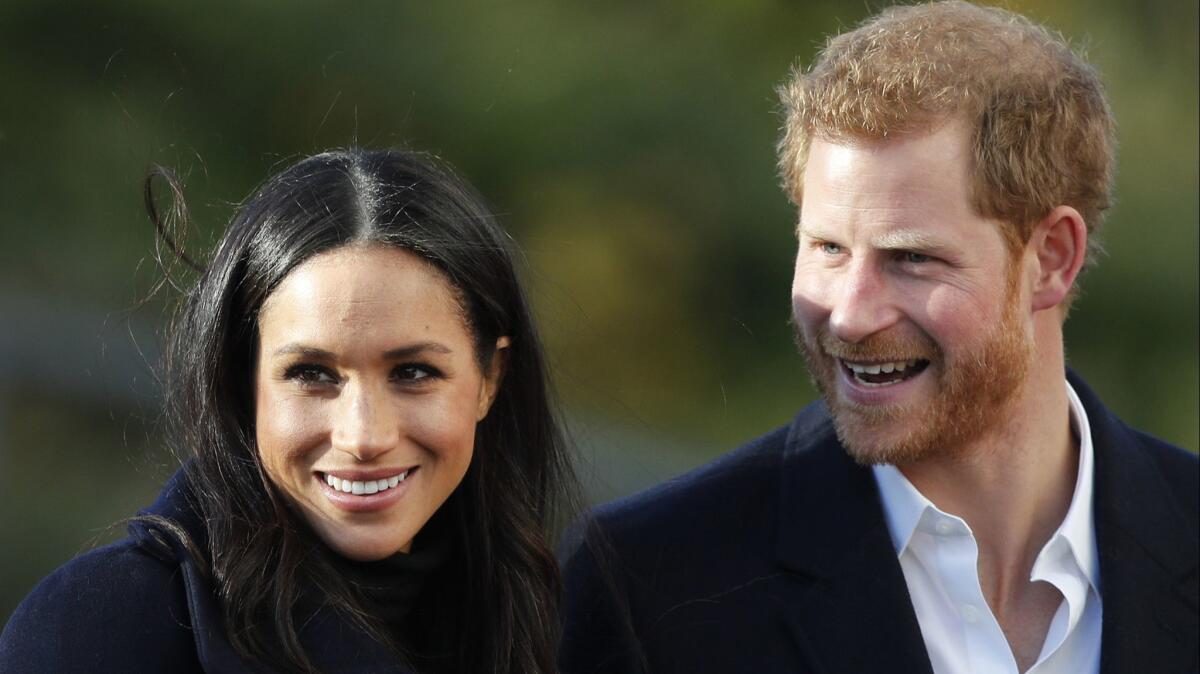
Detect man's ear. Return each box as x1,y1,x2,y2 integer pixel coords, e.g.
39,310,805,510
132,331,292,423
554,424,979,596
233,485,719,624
1028,205,1088,313
477,336,512,421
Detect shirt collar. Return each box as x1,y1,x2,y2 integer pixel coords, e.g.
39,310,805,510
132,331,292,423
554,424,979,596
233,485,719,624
871,380,1099,590
1050,381,1099,592
873,457,932,556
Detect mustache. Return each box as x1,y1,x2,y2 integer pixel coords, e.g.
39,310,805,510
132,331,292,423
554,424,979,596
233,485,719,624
790,316,938,362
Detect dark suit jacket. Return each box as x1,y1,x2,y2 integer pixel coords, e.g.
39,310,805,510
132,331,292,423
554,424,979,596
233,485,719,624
0,468,410,674
560,373,1199,673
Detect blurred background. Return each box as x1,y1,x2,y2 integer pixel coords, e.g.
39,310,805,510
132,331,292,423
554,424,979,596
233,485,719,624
1,0,1195,624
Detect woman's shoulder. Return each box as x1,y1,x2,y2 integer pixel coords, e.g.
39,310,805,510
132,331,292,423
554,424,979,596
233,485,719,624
0,523,204,672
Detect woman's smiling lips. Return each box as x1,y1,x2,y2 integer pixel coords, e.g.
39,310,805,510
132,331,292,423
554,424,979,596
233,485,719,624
314,467,418,512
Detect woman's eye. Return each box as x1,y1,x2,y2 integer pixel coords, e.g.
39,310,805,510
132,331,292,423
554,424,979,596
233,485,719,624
284,364,338,386
393,364,439,383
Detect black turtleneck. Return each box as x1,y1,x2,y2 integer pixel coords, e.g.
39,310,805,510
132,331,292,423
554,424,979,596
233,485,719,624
328,511,454,629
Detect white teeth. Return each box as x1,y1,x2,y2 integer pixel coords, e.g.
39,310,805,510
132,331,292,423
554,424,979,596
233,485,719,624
844,359,919,374
323,471,411,495
842,358,926,386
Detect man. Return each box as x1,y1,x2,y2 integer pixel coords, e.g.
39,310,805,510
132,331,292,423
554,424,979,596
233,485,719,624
559,3,1198,673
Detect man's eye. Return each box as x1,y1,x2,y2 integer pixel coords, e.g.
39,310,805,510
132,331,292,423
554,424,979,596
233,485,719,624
284,364,338,386
820,242,843,255
902,251,932,264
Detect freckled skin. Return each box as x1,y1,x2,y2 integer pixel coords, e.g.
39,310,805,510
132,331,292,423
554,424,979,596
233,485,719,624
254,245,505,561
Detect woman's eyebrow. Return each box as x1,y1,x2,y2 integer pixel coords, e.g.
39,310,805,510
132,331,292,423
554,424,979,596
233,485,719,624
271,344,335,359
270,342,453,358
382,342,453,359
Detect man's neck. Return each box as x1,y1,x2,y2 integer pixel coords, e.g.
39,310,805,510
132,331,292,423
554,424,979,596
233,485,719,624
895,333,1079,596
894,329,1081,671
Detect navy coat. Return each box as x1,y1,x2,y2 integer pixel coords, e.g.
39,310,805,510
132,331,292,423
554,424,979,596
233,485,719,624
560,372,1199,673
0,469,412,673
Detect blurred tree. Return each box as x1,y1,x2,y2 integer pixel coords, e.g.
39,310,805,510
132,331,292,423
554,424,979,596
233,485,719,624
0,0,1195,624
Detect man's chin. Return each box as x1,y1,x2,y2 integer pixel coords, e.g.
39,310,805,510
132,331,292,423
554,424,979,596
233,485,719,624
806,368,921,464
830,411,930,466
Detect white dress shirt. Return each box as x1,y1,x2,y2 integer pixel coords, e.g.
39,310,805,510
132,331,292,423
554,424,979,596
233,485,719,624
872,382,1102,674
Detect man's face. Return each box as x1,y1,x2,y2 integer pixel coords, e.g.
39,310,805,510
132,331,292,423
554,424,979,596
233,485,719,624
790,121,1033,465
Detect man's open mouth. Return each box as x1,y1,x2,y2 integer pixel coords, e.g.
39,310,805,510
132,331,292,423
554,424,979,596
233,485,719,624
840,358,929,387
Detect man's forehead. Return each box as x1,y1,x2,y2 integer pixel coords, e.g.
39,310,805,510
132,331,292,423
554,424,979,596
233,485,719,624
807,119,974,174
801,124,977,224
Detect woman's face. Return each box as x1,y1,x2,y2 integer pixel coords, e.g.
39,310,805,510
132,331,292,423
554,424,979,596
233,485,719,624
254,244,506,561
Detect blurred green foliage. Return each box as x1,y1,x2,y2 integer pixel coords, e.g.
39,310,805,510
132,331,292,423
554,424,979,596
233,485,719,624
0,0,1195,624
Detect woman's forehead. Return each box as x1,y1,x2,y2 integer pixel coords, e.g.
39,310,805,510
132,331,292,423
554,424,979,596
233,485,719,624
258,245,470,349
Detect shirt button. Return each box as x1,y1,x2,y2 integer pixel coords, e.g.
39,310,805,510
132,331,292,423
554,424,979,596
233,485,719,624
961,605,981,624
935,520,954,535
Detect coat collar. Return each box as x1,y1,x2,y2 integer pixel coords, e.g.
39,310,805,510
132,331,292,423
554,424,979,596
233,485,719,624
774,400,934,674
1068,372,1198,674
131,465,413,674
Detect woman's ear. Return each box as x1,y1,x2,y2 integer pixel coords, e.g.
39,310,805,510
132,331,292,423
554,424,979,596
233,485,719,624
1028,205,1088,313
477,336,512,420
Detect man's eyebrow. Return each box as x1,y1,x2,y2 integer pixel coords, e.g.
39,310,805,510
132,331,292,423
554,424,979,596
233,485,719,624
873,229,955,255
270,342,453,359
796,224,827,239
872,229,951,253
797,225,954,253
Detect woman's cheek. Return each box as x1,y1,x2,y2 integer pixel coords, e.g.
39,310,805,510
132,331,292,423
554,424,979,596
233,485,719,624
257,391,329,465
405,392,479,458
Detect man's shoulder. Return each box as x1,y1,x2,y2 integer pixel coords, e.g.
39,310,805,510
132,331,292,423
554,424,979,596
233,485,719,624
1113,419,1198,521
591,423,788,540
1128,424,1198,473
558,402,845,674
582,400,836,549
1072,370,1198,518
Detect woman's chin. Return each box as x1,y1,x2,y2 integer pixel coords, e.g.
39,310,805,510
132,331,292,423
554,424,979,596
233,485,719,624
302,511,419,561
325,534,414,562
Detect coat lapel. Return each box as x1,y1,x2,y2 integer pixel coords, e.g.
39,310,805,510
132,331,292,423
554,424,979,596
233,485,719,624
1072,374,1199,674
773,405,934,674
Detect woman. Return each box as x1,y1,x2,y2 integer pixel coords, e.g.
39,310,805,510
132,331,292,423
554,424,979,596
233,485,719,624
0,149,576,673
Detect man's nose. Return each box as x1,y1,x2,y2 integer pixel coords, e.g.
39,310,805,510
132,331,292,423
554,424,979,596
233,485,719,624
331,384,398,461
828,260,901,343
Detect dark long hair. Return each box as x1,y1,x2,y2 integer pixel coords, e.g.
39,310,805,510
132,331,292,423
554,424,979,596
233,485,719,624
149,149,575,673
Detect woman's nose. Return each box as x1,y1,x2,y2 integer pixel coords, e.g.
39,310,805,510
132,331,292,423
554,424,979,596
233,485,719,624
331,384,398,461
